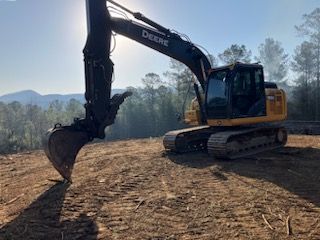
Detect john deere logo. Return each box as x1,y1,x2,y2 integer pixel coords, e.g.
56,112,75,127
142,30,169,47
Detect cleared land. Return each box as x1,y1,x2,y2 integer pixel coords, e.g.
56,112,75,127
0,135,319,239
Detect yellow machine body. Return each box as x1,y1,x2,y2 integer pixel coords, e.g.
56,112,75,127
185,88,287,127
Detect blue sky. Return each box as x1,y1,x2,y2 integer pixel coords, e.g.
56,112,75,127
0,0,318,95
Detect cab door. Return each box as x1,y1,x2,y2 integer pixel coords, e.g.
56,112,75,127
231,66,266,118
205,68,231,119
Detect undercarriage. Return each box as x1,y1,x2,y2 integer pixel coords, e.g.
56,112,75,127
164,125,288,159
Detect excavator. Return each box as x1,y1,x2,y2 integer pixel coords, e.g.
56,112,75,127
43,0,287,182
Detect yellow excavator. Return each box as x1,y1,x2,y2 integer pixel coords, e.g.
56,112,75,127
163,63,287,158
43,0,287,182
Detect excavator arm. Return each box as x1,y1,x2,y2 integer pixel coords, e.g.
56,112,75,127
44,0,211,182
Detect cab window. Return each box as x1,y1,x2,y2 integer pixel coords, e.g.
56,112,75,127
206,69,230,118
231,67,266,117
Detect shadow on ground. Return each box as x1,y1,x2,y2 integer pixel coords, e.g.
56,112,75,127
167,146,320,207
0,182,98,240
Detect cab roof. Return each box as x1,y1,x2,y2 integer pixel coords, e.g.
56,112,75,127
210,62,263,72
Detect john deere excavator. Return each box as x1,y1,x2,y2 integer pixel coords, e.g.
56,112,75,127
44,0,287,182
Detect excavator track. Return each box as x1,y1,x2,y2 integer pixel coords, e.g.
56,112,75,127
207,127,287,159
163,126,214,153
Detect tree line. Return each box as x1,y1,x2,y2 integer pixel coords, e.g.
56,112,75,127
0,8,319,153
0,99,84,153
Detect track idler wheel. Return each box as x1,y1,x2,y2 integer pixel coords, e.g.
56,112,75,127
43,124,89,182
276,128,288,145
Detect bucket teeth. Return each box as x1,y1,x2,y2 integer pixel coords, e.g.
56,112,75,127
43,126,89,182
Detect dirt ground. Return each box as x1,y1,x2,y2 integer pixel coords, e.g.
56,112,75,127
0,135,319,240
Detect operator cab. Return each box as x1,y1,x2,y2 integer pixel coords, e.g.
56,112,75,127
205,62,266,119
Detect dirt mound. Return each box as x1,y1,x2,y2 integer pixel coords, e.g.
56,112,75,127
0,136,320,239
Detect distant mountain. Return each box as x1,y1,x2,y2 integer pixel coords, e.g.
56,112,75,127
0,89,124,108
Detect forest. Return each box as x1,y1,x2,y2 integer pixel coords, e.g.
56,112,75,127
0,8,319,154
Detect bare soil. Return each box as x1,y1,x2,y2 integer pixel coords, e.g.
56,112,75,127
0,135,319,240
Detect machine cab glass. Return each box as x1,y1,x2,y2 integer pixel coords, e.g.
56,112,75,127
206,64,267,119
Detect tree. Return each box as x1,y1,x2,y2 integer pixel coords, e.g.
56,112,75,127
116,87,150,138
207,54,219,67
142,73,163,135
24,104,47,149
156,85,180,133
164,59,195,116
5,102,25,151
291,41,316,120
292,41,315,83
65,99,85,124
0,102,18,153
296,8,320,119
218,44,252,64
255,38,289,83
45,100,66,126
165,59,193,90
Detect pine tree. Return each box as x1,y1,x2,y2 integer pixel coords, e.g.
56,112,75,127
255,38,289,84
296,8,320,119
218,44,252,64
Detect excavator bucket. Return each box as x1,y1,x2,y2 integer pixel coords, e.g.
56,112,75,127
43,125,89,182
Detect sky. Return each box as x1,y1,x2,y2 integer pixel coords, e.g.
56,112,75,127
0,0,318,95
